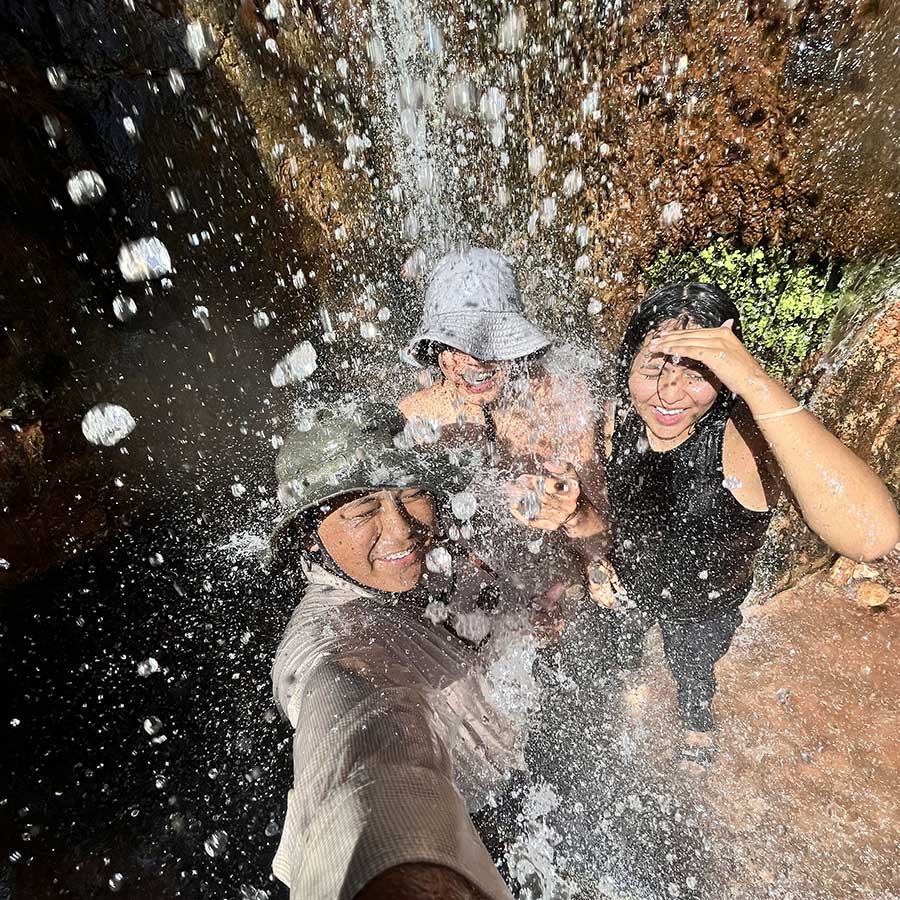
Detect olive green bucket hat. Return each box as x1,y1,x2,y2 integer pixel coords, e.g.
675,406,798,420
263,402,465,565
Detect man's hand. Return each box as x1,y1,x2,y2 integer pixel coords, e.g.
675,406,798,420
356,864,491,900
586,559,626,610
507,461,604,540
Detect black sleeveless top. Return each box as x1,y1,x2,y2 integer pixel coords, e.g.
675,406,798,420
606,405,772,622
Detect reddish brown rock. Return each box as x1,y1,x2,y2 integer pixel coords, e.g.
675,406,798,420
828,556,856,586
856,581,891,608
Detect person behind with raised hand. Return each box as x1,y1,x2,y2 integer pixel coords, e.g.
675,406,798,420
399,246,608,621
265,404,522,900
513,281,900,764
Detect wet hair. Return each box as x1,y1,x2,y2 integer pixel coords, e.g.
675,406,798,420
617,281,743,426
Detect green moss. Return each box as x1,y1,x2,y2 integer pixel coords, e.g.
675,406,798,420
645,240,840,378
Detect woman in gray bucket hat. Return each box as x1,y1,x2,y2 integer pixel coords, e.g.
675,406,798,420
399,246,608,604
400,247,598,465
401,247,553,428
407,246,552,364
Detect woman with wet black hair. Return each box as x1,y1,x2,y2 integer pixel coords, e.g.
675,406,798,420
517,281,899,763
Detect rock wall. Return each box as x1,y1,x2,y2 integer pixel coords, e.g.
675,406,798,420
2,0,899,590
0,0,325,589
754,263,900,595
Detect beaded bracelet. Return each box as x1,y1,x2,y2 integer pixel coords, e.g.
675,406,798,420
755,404,805,421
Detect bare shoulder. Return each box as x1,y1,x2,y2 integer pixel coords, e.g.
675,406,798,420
724,406,781,511
398,383,447,422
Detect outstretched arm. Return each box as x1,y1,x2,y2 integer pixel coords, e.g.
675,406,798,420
271,597,513,900
653,322,900,561
357,863,492,900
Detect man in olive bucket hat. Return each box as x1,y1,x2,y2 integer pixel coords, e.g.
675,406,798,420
266,403,523,900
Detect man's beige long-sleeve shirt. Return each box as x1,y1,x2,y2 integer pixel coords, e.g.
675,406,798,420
271,563,522,900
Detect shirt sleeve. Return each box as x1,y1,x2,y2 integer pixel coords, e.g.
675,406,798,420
271,598,514,900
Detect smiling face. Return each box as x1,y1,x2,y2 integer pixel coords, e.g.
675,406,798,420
627,319,721,446
438,348,507,406
315,488,437,593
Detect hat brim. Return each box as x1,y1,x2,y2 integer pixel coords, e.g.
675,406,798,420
263,448,467,567
406,311,551,365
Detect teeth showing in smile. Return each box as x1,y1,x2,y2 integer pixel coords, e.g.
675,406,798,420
654,406,685,415
463,370,496,386
383,548,414,561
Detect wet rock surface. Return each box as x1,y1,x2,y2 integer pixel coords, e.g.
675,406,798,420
540,555,900,899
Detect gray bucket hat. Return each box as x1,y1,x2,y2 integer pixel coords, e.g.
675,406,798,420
264,403,464,563
406,247,552,364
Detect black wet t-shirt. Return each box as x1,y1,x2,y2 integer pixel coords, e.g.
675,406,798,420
606,405,772,622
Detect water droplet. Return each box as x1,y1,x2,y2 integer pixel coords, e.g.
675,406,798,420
264,0,284,21
81,404,136,446
377,306,391,323
776,687,791,704
528,145,547,177
108,873,125,892
497,6,526,52
253,310,271,330
112,294,137,322
270,341,317,386
661,200,683,227
479,87,507,123
168,68,185,95
401,249,426,281
167,187,187,213
424,19,443,56
292,269,307,290
204,830,228,858
563,168,583,197
143,716,163,736
137,657,159,677
192,305,211,330
581,90,599,119
186,20,217,68
366,35,385,67
149,552,164,567
425,546,452,575
46,67,68,90
447,78,477,117
42,114,62,139
401,210,420,242
117,238,172,282
540,196,557,226
122,116,139,141
277,480,305,508
450,491,477,521
231,483,246,498
66,171,106,206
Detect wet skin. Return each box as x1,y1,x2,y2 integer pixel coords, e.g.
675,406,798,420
438,348,507,406
628,319,722,451
314,489,436,593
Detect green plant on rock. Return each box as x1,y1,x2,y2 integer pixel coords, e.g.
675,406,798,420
646,240,839,379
